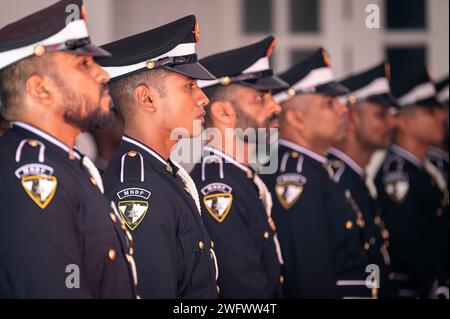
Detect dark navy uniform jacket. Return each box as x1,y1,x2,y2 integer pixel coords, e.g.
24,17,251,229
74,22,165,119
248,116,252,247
262,140,374,299
327,148,395,298
0,122,137,299
374,144,449,298
190,146,283,299
427,146,449,183
102,136,218,299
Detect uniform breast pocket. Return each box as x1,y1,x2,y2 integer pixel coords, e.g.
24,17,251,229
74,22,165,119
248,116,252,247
177,231,208,290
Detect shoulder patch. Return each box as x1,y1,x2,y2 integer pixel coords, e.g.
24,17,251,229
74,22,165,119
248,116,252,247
201,183,233,223
383,171,410,204
117,188,151,200
16,163,57,209
117,201,149,231
275,173,307,210
116,187,151,230
330,160,346,183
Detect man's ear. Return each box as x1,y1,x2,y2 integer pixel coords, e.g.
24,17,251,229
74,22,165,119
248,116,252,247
209,100,236,126
284,107,305,131
134,84,159,112
395,113,409,132
25,75,53,106
348,109,360,132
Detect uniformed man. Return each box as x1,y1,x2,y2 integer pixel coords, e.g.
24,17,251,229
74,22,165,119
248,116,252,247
190,36,287,299
264,48,377,299
427,76,449,183
0,0,137,298
97,16,219,299
326,62,398,298
374,68,449,299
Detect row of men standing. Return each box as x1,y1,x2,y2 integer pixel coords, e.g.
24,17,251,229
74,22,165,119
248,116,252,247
0,0,448,299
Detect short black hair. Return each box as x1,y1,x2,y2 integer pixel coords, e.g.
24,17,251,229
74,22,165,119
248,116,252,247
0,54,52,120
108,68,171,125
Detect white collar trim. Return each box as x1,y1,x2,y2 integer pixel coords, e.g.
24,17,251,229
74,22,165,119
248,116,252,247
327,147,365,177
279,139,328,164
122,136,167,166
203,146,250,173
391,144,422,168
12,121,81,160
428,146,449,162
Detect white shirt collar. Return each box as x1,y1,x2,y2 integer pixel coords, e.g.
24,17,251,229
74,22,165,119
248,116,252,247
12,121,81,160
279,139,328,164
327,147,365,177
203,145,250,173
122,136,168,166
391,144,422,168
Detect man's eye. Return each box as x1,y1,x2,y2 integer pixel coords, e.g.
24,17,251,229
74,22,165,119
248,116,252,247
187,83,196,89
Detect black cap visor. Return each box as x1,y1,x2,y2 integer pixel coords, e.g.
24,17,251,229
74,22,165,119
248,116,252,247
316,81,350,97
366,93,400,108
239,74,289,91
167,62,216,81
413,97,446,108
70,43,112,58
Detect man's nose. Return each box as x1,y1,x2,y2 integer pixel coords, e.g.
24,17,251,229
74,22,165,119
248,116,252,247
92,60,110,84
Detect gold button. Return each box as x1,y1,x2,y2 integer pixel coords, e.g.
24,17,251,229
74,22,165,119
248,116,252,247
369,237,376,245
129,247,134,256
345,220,353,230
347,95,357,106
381,229,390,239
264,231,270,240
357,219,365,228
198,241,205,251
210,241,215,249
28,140,39,147
90,177,97,186
110,213,117,223
34,45,45,57
220,76,231,86
146,60,155,69
246,171,253,179
280,275,285,285
121,224,128,231
388,272,395,280
364,242,370,251
216,285,220,295
437,208,443,217
290,151,299,159
374,216,381,225
128,151,137,157
108,249,117,261
287,88,296,97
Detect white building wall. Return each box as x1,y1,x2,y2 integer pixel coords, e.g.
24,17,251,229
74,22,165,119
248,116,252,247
1,0,448,78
